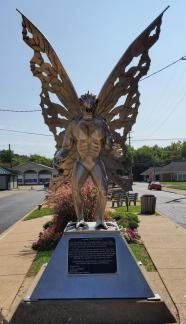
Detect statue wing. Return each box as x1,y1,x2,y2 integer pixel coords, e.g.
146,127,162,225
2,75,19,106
17,9,81,148
97,7,169,147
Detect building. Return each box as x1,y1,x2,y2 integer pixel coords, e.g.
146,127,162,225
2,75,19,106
0,167,18,190
159,161,186,181
141,161,186,182
12,162,58,185
140,167,162,182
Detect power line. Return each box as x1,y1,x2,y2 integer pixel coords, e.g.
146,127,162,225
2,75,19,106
0,128,52,137
0,108,40,112
0,56,186,113
140,56,186,81
148,94,186,136
132,137,186,142
140,65,186,131
0,127,185,142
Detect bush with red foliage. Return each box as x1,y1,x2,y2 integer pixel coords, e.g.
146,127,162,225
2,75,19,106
32,179,98,251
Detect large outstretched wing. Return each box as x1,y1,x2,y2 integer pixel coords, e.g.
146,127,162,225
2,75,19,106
97,7,169,147
17,9,81,148
98,7,168,191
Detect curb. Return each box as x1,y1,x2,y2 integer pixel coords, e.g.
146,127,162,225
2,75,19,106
162,187,186,196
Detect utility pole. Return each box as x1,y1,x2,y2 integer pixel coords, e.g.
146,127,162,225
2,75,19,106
8,144,12,168
128,132,131,147
128,132,133,184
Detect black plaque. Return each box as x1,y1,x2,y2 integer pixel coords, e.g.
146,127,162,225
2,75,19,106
68,237,117,274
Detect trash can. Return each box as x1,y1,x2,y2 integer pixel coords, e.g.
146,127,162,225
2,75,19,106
141,194,156,214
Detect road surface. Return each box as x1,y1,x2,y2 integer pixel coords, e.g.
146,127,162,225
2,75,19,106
0,189,46,234
133,182,186,228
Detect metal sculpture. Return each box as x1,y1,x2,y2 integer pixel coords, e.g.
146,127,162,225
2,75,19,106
17,7,168,228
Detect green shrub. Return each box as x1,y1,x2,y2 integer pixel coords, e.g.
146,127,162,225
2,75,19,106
111,207,140,243
112,211,139,229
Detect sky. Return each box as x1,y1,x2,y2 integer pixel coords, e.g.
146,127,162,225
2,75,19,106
0,0,186,158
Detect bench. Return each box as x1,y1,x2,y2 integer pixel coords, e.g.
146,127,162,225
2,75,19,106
128,192,138,206
111,191,138,210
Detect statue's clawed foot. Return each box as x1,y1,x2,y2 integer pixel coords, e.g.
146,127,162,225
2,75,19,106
76,219,88,229
95,221,108,230
106,222,118,228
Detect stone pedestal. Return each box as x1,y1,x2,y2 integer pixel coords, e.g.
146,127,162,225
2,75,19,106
30,222,154,300
10,299,176,324
10,222,175,323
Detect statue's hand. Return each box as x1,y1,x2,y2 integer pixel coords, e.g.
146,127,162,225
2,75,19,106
53,149,69,169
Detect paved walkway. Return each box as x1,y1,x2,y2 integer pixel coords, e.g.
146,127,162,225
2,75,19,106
0,215,51,322
139,214,186,324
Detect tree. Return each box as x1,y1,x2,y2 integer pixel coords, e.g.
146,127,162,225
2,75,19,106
29,154,53,167
0,149,14,167
181,141,186,159
0,150,53,168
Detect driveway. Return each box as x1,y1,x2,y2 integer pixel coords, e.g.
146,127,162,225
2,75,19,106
0,188,46,234
133,182,186,228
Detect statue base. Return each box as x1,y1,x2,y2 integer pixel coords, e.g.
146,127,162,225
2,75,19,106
30,221,155,299
10,222,175,323
10,299,175,324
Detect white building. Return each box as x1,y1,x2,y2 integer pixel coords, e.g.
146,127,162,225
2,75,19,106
0,167,18,190
13,162,58,185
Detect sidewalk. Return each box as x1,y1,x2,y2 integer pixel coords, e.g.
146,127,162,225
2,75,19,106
139,214,186,324
0,211,186,323
0,215,52,322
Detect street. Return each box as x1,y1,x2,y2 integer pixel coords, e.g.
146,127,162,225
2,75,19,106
0,189,46,234
133,182,186,228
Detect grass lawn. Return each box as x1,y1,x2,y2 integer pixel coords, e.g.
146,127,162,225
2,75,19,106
161,181,186,185
24,207,55,221
27,250,53,277
161,182,186,190
168,185,186,190
129,243,156,272
113,205,141,214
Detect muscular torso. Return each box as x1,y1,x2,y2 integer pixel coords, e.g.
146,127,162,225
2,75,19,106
72,118,106,170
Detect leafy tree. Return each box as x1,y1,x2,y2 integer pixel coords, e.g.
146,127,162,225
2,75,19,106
29,154,53,167
0,149,14,167
181,141,186,159
119,144,134,176
0,150,53,168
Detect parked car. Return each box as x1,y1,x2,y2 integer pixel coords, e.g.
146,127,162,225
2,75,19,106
148,181,162,191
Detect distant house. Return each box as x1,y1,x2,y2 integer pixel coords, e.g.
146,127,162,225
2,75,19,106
159,161,186,181
0,167,18,190
12,162,58,185
140,167,162,182
141,161,186,182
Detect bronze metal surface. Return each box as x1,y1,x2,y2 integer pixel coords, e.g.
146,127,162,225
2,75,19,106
17,8,168,227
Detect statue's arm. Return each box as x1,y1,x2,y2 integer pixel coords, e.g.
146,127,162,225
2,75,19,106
62,123,74,151
54,122,74,168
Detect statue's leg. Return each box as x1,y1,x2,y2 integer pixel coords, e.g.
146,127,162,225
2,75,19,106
91,160,108,229
72,161,89,227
